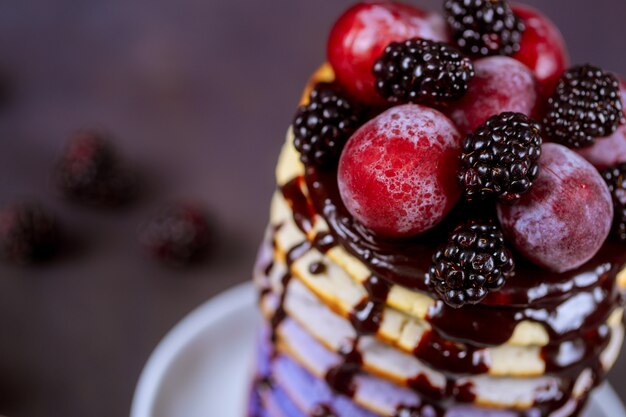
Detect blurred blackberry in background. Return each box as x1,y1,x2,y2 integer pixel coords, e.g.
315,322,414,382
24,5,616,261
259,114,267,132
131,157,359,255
140,203,212,267
56,131,136,207
0,202,60,265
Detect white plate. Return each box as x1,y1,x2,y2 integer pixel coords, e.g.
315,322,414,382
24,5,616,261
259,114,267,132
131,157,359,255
131,283,626,417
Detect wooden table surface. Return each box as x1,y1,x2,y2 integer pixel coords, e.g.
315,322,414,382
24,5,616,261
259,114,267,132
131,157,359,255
0,1,625,416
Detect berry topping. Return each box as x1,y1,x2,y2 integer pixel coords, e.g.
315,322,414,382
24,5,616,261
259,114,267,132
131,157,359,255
601,163,626,242
543,65,624,149
511,4,569,96
459,112,543,203
338,104,462,237
55,131,136,207
426,219,514,308
497,144,613,273
578,79,626,169
448,56,539,134
328,2,448,105
444,0,525,57
293,83,361,166
140,203,212,266
0,202,60,265
373,38,474,105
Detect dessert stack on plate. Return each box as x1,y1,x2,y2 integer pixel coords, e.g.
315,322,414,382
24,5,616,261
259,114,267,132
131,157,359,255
249,1,626,416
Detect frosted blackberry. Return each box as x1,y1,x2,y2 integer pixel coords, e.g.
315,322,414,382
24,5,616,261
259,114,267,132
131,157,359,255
372,39,474,104
458,112,543,203
602,163,626,241
543,65,624,148
444,0,525,57
426,219,514,308
292,83,360,166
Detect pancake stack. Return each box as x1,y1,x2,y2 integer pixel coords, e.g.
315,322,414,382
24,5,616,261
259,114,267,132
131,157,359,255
247,2,626,416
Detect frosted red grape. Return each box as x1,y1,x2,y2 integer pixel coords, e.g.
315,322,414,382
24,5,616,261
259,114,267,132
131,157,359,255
512,4,569,96
448,56,539,134
338,104,462,237
327,1,448,105
497,144,613,273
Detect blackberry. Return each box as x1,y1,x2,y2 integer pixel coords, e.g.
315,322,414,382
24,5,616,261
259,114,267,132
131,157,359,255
56,131,136,207
292,83,360,166
444,0,525,57
602,163,626,241
426,219,514,308
458,112,542,203
543,65,624,148
0,203,60,265
140,203,212,266
373,39,474,105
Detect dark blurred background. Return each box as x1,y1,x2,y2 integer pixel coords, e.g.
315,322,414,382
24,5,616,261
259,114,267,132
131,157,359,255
0,1,624,416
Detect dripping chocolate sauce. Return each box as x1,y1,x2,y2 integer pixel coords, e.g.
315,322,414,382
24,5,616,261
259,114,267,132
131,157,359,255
311,404,338,417
427,266,620,347
280,176,316,233
278,173,622,414
291,169,623,336
258,225,282,302
394,393,590,417
269,240,311,342
324,338,363,398
309,261,327,275
324,278,386,398
260,229,601,417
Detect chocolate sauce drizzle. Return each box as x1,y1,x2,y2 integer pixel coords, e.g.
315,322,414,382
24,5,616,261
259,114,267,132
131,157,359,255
270,240,311,342
309,261,327,275
324,339,363,398
324,277,386,398
300,169,623,332
258,225,281,302
280,176,316,234
258,232,599,417
276,172,624,416
414,331,489,375
311,404,338,417
427,266,620,347
304,166,626,308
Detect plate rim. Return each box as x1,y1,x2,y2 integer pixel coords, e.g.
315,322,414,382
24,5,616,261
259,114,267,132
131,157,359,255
130,282,626,417
130,282,256,417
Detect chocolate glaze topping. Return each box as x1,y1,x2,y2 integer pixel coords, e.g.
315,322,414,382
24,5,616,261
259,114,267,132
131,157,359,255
258,231,607,416
281,173,624,343
414,331,489,375
363,275,391,302
275,168,624,415
427,266,620,347
304,166,626,307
